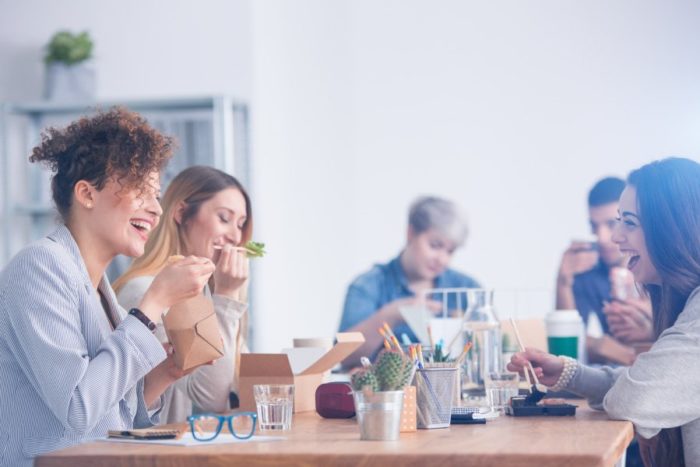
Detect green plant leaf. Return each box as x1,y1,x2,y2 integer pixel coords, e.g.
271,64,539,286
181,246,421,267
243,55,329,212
45,30,93,65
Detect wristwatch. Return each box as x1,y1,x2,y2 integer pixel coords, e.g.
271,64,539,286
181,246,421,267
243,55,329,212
128,308,157,332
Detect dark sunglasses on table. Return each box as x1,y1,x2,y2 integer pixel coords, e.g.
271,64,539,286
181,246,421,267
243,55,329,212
187,412,257,441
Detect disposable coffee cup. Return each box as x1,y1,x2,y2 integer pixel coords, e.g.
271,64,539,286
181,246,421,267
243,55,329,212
545,310,584,361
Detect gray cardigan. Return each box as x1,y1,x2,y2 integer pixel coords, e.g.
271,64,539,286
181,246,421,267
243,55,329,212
566,286,700,466
0,226,166,467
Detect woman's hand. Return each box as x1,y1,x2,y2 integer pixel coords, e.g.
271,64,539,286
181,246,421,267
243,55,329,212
158,344,215,381
604,299,654,344
139,256,215,322
143,343,216,407
212,245,249,298
507,347,564,387
557,241,599,285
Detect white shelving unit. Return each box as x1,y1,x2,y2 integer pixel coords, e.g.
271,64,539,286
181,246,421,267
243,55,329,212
0,96,250,271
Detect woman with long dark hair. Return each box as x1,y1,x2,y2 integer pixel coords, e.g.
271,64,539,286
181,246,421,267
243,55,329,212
509,157,700,466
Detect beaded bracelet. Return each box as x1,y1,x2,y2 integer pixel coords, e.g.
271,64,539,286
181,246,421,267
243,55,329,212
549,356,578,392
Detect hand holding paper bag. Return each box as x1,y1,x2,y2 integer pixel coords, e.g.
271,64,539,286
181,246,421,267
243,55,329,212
163,292,225,370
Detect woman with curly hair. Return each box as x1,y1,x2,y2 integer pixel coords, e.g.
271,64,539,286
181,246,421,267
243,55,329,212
0,107,216,467
509,157,700,466
114,166,253,422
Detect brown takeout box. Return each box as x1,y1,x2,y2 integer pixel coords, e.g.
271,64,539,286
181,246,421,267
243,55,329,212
239,332,364,413
162,293,224,370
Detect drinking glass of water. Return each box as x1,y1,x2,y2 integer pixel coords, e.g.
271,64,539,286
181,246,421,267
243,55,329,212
253,384,294,430
485,372,519,414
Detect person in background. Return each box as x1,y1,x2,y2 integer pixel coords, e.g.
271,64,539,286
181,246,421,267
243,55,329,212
555,177,653,363
511,157,700,466
0,108,215,467
114,166,252,423
339,196,480,367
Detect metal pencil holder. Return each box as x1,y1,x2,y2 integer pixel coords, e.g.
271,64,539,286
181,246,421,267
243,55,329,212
415,367,457,429
423,361,461,406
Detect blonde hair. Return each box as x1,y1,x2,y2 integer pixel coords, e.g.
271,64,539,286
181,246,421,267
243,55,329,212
113,165,253,389
114,165,252,288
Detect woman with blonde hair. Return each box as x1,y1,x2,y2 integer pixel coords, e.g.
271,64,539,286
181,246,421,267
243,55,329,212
114,165,252,423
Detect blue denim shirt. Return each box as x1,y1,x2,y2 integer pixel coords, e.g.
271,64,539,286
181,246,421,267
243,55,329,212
572,261,611,334
339,254,480,349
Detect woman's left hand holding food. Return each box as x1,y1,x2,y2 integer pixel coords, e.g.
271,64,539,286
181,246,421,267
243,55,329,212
604,298,653,344
213,244,249,299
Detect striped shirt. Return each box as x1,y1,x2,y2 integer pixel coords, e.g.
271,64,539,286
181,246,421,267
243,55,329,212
0,225,166,467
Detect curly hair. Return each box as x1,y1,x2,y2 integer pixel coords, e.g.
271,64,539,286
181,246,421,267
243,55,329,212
29,106,175,219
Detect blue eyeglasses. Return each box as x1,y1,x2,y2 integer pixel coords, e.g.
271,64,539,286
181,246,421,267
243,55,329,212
187,412,257,441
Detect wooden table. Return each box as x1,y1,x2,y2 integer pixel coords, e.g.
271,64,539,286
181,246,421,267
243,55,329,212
36,403,633,467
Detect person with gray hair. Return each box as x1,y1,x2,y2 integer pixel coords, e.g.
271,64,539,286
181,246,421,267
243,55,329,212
409,196,469,247
339,196,480,367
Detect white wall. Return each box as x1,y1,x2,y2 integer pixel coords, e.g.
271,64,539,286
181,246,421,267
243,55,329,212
249,1,357,350
2,1,700,353
249,0,700,351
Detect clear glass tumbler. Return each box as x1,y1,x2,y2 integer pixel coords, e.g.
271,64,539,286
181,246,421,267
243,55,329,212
253,384,294,430
485,371,519,414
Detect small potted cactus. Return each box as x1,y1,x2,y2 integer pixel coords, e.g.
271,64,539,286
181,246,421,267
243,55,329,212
350,350,415,441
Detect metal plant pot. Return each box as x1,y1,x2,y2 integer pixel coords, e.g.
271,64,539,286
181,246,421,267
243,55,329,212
44,61,96,101
353,390,404,441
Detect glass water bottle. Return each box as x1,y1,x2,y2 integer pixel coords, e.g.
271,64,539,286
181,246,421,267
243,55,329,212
462,288,502,399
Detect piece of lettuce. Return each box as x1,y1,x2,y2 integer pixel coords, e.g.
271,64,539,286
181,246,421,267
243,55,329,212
244,241,266,258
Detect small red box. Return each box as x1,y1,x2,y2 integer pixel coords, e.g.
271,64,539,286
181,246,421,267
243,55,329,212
315,382,355,419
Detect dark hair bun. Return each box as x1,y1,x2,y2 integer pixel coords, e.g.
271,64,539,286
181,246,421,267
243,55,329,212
29,106,174,218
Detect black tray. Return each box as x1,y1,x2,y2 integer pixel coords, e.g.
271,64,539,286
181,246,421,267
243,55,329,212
505,404,577,416
505,395,577,417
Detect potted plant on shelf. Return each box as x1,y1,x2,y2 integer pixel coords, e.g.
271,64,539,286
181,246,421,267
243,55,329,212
350,350,414,441
43,30,96,101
